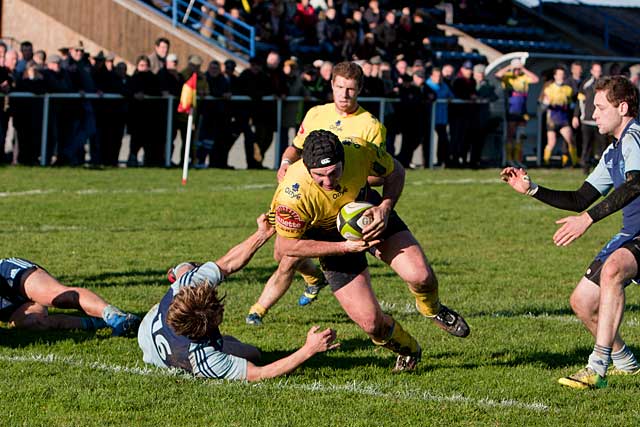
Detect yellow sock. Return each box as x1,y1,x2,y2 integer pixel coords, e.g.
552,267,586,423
543,147,552,164
514,143,523,162
300,269,324,287
249,303,267,318
569,145,579,166
409,287,440,317
371,318,420,356
506,142,514,162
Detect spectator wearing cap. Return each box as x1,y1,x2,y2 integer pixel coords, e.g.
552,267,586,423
105,52,116,72
127,55,164,167
495,58,539,165
62,41,97,166
149,37,170,74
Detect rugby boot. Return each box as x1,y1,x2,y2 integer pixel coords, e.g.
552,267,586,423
429,304,470,338
607,366,640,376
392,345,422,373
298,279,329,306
558,367,607,389
245,312,263,326
109,312,141,337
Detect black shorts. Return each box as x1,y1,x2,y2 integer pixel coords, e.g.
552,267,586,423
305,189,409,292
0,258,39,321
584,238,640,287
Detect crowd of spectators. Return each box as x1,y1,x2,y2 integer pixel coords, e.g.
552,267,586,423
1,22,639,169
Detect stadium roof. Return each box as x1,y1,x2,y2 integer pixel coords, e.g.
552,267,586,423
516,0,640,7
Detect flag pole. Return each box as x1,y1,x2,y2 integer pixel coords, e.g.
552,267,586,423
181,110,193,185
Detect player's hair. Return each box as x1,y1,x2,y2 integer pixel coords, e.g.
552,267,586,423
332,61,364,90
167,283,225,340
595,76,639,118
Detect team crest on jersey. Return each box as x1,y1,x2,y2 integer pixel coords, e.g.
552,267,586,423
330,120,343,133
297,123,305,135
284,183,302,199
275,205,306,230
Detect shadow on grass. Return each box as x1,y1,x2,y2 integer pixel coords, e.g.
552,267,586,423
59,269,169,287
257,337,393,370
0,325,117,348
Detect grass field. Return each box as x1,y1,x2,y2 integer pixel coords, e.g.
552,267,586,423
1,166,639,426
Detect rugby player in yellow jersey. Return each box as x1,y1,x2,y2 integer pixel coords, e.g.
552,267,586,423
541,67,578,167
268,129,469,371
495,58,539,165
246,62,389,324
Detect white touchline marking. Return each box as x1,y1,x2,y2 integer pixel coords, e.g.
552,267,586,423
0,189,55,197
0,352,549,412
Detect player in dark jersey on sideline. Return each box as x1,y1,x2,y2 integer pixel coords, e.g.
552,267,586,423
0,257,139,336
137,214,338,381
502,76,640,389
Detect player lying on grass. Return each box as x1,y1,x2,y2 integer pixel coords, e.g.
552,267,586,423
0,257,139,336
137,214,339,381
501,75,640,390
264,129,469,372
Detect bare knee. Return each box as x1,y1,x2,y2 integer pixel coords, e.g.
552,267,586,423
570,289,596,319
357,312,385,337
600,260,628,288
407,268,436,293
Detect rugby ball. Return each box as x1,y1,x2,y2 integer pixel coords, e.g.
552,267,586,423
337,201,374,240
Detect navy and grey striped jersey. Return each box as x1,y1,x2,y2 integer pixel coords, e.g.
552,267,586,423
137,262,248,380
587,120,640,234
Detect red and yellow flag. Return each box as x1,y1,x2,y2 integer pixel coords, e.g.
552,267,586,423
177,73,197,113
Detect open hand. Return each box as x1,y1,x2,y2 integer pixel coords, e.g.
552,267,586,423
553,213,593,246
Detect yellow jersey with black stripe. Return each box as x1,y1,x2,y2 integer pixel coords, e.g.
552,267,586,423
543,82,573,109
271,137,394,239
293,103,386,150
501,72,533,94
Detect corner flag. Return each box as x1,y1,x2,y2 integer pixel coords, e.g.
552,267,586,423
178,73,197,185
177,73,197,114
